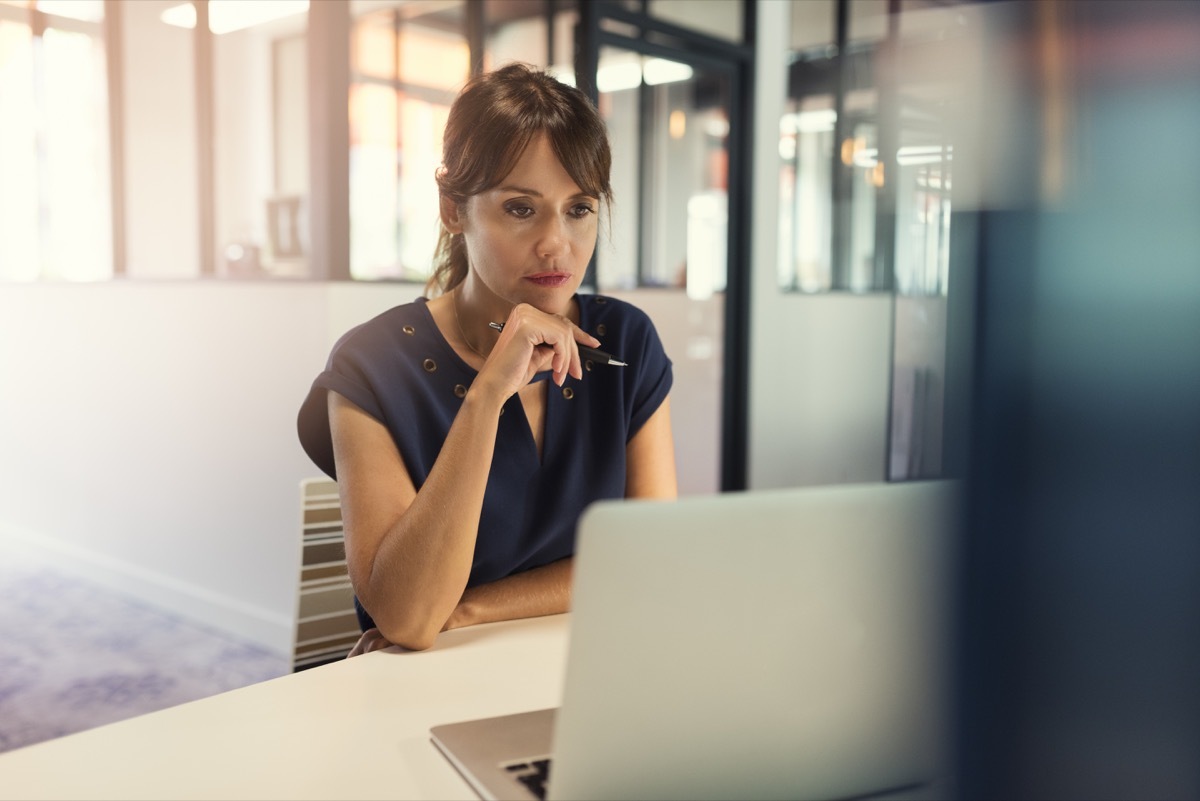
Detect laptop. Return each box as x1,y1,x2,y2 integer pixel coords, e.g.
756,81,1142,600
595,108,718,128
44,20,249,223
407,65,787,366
431,481,957,801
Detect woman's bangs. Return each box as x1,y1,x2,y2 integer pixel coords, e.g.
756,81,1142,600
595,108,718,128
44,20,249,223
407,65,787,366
547,128,610,202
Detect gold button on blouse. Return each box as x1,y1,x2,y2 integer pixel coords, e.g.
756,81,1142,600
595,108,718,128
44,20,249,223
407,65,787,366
595,323,607,336
453,384,467,398
562,387,575,400
402,325,415,335
584,360,593,371
422,358,437,372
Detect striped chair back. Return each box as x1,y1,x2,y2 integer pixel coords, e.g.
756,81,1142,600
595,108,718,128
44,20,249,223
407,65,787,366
293,478,361,671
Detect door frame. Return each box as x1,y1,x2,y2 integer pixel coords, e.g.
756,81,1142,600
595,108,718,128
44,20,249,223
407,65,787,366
574,1,756,492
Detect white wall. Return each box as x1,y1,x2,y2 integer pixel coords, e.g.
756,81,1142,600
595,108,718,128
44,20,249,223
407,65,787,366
749,294,893,488
0,282,428,657
0,283,328,653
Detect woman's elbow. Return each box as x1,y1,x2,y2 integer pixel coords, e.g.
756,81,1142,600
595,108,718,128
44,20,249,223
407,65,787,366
391,631,438,652
373,613,443,652
355,577,462,651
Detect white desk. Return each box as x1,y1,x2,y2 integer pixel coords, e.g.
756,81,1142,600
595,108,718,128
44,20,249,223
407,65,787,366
0,614,569,801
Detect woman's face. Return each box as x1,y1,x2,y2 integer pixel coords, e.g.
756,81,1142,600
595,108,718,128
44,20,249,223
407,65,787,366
443,132,599,317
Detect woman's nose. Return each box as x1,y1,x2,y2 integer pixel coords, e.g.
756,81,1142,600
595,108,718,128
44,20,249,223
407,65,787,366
536,216,571,259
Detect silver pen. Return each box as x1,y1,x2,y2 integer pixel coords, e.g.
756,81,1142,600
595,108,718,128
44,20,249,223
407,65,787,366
488,321,628,367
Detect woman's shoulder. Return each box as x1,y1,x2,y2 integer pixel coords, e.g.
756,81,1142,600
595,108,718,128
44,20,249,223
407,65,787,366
577,293,670,376
331,297,435,357
578,293,656,332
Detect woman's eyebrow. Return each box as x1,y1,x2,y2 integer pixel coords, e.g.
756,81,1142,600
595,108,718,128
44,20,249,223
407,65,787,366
496,185,596,201
497,184,542,197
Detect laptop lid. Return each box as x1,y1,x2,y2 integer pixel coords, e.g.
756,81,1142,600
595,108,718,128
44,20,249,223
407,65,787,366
546,480,956,801
431,481,957,801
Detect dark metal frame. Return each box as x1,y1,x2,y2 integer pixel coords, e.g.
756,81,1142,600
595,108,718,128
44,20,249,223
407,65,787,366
574,0,755,492
195,1,216,276
102,0,126,277
306,1,352,280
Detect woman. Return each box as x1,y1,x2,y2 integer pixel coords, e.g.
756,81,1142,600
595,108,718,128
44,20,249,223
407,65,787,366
298,63,677,653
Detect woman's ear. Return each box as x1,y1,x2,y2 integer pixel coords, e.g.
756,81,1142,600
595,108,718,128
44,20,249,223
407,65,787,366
440,194,463,234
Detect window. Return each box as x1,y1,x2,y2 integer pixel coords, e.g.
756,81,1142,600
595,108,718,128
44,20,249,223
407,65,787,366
0,1,110,281
347,4,468,282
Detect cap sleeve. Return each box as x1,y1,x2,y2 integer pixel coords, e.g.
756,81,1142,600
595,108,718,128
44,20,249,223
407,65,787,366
297,323,388,480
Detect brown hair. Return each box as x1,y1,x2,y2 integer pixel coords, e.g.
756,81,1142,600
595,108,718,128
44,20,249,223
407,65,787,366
426,62,613,296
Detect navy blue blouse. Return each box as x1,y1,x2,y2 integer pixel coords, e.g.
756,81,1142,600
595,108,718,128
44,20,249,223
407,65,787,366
297,294,672,630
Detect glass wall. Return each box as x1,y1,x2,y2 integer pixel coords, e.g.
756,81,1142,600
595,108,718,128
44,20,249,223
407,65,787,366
595,49,730,297
776,0,968,480
777,0,956,296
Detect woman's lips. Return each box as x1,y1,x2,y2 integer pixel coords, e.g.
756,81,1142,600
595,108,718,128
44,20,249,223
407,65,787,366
525,272,572,288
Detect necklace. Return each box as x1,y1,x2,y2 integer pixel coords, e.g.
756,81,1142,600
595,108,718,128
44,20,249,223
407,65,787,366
452,289,489,361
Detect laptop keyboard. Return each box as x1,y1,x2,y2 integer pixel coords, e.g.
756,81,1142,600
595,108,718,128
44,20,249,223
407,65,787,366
503,757,552,800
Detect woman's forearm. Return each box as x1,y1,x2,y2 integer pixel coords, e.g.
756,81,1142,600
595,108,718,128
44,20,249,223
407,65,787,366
334,389,504,650
346,557,573,659
443,557,574,631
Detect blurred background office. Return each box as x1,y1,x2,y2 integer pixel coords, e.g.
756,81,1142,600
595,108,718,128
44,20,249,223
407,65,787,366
1,0,1198,796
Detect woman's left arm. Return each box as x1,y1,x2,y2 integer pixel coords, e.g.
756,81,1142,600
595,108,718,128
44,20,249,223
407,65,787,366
441,397,678,632
623,396,678,501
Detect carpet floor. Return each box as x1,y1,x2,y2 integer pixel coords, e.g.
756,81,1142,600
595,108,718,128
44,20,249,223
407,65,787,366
0,538,291,754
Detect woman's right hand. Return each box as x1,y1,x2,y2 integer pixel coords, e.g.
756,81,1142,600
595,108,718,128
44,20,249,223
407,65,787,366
475,303,601,397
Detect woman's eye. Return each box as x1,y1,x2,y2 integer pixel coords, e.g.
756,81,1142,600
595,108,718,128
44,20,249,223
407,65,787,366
506,205,534,218
570,204,596,219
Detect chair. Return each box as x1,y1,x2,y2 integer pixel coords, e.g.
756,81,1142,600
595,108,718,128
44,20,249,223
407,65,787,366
293,478,362,671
